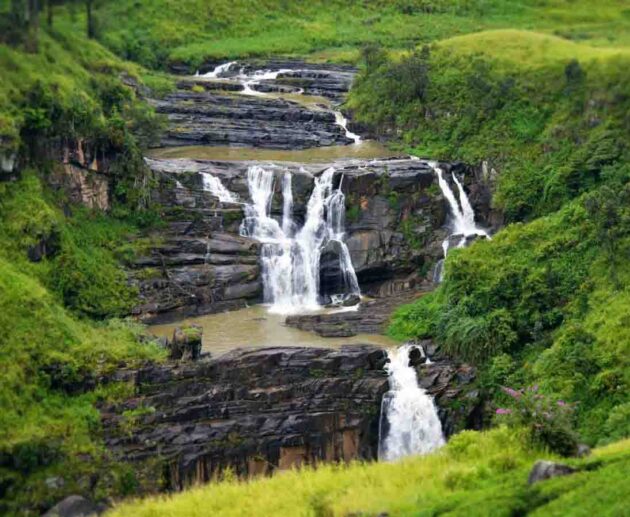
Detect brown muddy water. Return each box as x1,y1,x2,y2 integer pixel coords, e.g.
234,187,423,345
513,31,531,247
147,141,400,163
149,305,397,356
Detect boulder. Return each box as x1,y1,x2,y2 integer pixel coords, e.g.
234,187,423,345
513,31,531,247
42,495,100,517
168,324,203,360
527,460,577,485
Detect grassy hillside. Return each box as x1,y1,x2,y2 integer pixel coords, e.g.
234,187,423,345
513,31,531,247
106,429,630,517
88,0,630,68
348,29,630,446
0,10,170,515
0,172,166,516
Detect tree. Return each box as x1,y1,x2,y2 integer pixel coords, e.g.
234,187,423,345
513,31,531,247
46,0,55,28
26,0,39,53
86,0,94,38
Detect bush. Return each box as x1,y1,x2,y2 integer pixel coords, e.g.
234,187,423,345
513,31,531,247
495,386,579,456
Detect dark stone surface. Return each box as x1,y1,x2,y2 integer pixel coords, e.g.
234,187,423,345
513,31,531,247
527,460,577,485
42,495,101,517
101,345,480,492
286,288,430,337
101,346,389,490
151,90,352,150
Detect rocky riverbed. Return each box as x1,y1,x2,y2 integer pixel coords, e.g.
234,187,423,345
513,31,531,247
95,58,494,496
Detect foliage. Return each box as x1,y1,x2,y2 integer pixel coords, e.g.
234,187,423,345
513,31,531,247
106,429,630,517
349,30,630,222
78,0,630,70
0,172,165,515
370,25,630,448
496,386,579,456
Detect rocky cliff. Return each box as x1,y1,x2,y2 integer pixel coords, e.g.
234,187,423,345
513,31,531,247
130,156,460,322
101,345,480,492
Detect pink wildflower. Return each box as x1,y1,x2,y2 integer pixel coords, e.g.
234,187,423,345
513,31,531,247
496,408,512,415
501,386,522,399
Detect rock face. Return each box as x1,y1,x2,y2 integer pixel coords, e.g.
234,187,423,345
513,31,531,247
286,289,429,337
101,345,480,492
101,346,389,490
413,343,482,437
133,156,453,321
48,163,110,211
172,59,357,102
42,495,102,517
152,90,354,149
527,460,577,485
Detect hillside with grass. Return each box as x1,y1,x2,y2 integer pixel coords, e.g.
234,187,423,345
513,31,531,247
347,28,630,446
1,0,630,516
0,5,169,515
86,0,630,68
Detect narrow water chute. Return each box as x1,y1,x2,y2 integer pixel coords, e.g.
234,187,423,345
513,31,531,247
379,345,445,461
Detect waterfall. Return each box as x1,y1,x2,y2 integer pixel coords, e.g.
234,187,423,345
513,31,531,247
199,61,237,78
378,345,445,461
333,111,361,144
281,172,294,236
203,61,362,143
240,165,360,314
240,68,292,96
200,172,239,203
431,164,489,281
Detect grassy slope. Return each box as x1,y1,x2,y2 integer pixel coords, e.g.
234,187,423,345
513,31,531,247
90,0,630,68
106,429,630,517
0,173,165,515
348,28,630,445
0,15,168,516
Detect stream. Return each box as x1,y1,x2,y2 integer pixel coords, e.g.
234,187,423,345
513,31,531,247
144,60,489,461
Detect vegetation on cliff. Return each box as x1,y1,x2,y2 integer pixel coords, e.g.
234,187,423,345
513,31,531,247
0,5,167,515
364,30,630,446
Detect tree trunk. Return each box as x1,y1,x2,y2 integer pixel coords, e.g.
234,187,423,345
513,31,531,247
26,0,39,53
47,0,53,28
86,0,94,38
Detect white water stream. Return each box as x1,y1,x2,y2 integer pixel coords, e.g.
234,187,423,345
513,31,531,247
431,163,489,282
378,345,445,461
239,165,360,314
200,172,239,203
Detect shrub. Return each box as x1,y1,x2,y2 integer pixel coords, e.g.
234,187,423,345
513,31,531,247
495,386,579,456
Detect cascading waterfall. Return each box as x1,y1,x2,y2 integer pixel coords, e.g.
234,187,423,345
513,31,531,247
196,61,361,143
240,68,293,96
197,61,237,78
431,163,489,282
200,172,239,203
334,111,361,144
281,172,294,236
240,165,360,314
378,345,445,461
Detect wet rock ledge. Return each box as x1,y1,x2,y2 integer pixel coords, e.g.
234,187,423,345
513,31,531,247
102,346,388,490
101,345,480,492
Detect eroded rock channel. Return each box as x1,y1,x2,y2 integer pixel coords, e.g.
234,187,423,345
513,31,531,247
104,59,493,492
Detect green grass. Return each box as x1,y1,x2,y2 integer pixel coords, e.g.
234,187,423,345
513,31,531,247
105,429,630,517
357,27,630,446
87,0,630,69
0,172,165,516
